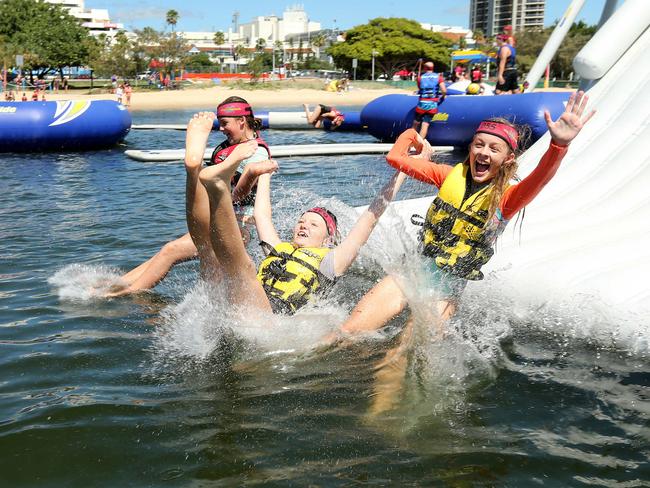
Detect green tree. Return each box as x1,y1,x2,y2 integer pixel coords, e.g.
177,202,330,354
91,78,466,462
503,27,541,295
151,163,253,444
298,38,304,61
328,17,451,78
0,0,90,82
247,52,271,82
132,27,162,75
515,22,596,80
166,10,179,32
255,38,266,52
213,31,225,46
184,52,215,71
311,33,326,60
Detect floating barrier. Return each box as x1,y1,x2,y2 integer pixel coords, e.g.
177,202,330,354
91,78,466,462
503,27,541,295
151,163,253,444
132,111,364,132
361,92,571,147
0,100,131,152
124,142,454,162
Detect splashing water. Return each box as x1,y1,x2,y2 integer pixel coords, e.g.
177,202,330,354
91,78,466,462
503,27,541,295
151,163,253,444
48,263,128,301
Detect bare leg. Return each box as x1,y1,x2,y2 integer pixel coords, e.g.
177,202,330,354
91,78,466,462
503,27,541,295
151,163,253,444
369,299,457,415
199,147,272,313
340,275,408,334
303,103,323,126
418,120,430,140
107,233,198,297
185,112,221,280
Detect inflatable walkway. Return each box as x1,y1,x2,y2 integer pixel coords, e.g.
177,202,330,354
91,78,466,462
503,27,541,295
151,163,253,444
0,100,131,152
361,92,571,147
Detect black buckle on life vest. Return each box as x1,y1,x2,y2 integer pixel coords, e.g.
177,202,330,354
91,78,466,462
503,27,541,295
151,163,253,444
411,214,425,226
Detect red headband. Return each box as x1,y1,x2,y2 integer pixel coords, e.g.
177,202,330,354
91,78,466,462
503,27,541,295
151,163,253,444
217,102,252,117
306,207,337,236
476,120,519,150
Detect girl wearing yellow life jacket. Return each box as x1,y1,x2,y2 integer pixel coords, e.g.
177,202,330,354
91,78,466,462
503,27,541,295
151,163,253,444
186,110,407,316
334,90,595,344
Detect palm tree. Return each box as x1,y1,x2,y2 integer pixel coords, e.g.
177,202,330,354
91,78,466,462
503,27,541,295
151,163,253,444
255,38,266,52
166,10,179,32
311,33,326,60
213,31,225,46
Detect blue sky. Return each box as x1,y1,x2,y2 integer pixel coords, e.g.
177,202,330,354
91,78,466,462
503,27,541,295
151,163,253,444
91,0,610,33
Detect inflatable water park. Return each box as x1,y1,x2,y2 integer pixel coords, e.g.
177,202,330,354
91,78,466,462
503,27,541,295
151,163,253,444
1,0,648,315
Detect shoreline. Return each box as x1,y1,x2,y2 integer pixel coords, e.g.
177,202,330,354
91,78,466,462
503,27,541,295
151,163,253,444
41,85,413,111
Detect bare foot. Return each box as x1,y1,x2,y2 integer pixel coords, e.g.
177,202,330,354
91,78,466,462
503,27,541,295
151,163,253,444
199,139,258,189
185,112,215,170
246,159,279,177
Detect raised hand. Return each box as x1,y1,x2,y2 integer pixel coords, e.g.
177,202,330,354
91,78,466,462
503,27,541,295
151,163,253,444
544,90,595,146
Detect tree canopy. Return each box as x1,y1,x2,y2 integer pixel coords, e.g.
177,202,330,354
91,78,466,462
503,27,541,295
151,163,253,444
328,18,452,78
516,21,597,79
0,0,89,79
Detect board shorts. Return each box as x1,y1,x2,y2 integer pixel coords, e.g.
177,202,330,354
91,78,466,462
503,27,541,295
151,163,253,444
414,99,438,123
496,68,519,92
418,259,467,301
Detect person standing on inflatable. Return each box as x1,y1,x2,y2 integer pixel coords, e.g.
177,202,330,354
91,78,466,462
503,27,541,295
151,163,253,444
412,60,447,140
495,34,520,95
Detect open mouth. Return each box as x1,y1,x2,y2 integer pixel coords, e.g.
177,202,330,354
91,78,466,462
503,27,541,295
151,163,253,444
297,231,308,238
475,161,490,174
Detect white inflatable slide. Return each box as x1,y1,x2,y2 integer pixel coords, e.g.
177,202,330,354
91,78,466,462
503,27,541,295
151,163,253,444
387,3,650,316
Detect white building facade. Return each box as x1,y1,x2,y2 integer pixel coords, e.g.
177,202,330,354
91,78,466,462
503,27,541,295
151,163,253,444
44,0,124,38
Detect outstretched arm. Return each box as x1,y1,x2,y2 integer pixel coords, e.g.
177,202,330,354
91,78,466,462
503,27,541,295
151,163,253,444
331,171,407,276
386,128,452,186
500,90,595,219
253,169,281,247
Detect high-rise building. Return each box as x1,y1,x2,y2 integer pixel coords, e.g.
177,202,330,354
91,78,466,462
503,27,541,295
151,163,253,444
470,0,545,37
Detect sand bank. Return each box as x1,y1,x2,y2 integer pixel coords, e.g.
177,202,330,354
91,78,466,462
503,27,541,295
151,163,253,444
43,85,412,111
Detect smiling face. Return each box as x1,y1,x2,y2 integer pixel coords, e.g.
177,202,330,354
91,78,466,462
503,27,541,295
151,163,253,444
468,132,515,184
218,116,246,144
292,212,330,248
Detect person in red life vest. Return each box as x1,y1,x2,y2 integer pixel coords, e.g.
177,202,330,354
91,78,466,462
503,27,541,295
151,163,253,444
412,60,447,140
21,92,27,102
495,34,520,95
471,64,483,83
331,91,595,411
31,89,39,101
191,112,407,315
102,97,276,297
303,103,345,130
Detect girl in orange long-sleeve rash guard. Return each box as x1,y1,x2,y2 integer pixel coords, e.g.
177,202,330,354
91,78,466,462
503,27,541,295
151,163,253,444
335,91,595,341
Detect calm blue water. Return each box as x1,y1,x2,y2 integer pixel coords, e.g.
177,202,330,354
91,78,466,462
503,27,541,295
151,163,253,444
1,108,648,487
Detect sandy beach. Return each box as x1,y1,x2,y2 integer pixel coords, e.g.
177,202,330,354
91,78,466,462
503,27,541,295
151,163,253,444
43,85,413,111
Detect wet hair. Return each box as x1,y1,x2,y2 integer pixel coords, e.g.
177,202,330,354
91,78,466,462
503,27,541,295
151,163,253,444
467,117,531,225
218,96,263,132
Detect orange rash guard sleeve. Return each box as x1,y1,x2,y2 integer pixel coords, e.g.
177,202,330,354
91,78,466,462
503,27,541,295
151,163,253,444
386,129,453,187
499,141,569,221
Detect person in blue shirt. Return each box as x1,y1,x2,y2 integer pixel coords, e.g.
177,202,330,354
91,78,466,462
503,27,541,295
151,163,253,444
412,60,447,139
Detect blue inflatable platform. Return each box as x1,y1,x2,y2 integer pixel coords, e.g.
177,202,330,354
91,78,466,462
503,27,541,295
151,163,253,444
361,92,571,147
0,100,131,152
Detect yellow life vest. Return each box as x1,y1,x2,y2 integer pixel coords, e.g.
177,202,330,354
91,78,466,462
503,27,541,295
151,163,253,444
256,242,334,314
420,163,507,280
